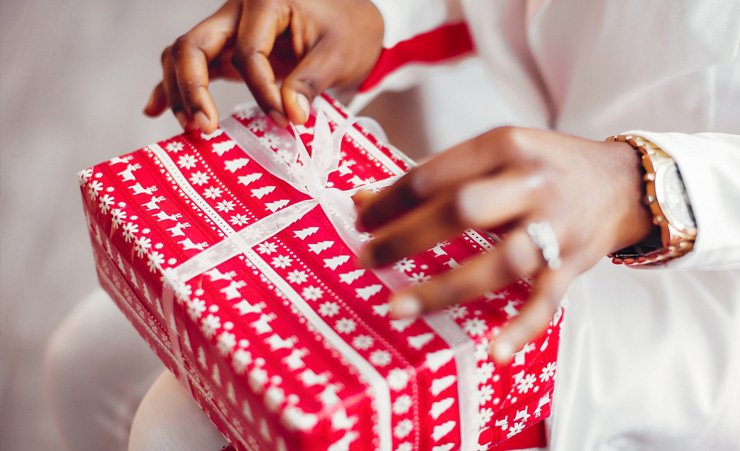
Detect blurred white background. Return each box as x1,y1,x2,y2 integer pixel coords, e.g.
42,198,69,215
0,0,512,448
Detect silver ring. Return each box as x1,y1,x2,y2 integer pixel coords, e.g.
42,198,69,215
526,221,562,270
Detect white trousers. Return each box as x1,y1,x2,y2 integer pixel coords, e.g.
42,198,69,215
44,288,228,451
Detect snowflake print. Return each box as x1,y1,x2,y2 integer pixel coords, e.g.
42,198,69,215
230,214,249,226
393,395,412,414
476,362,495,384
540,362,556,382
134,237,152,258
117,201,127,208
235,108,257,120
202,314,221,339
517,373,536,394
217,331,236,355
257,241,277,255
147,251,165,272
111,209,127,228
79,168,93,184
261,132,286,149
408,272,431,285
352,335,373,350
216,200,235,212
130,215,137,220
393,419,413,439
318,301,339,317
370,350,391,366
479,384,494,404
387,368,410,391
248,117,266,132
188,298,207,321
141,228,150,234
189,171,210,186
332,318,357,334
393,257,416,273
167,258,177,265
271,255,293,269
445,304,468,320
88,180,104,199
480,407,494,426
463,318,487,337
177,154,197,170
287,270,308,284
203,187,223,199
95,172,102,178
475,338,491,361
154,242,164,250
301,285,323,301
122,222,139,243
98,194,115,214
106,186,115,192
166,141,184,153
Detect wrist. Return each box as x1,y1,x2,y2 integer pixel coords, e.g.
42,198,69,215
606,140,657,252
606,134,697,265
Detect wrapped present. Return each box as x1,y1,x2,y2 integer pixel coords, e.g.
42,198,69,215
79,94,562,451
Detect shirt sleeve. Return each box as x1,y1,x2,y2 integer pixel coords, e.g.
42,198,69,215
343,0,473,111
625,131,740,270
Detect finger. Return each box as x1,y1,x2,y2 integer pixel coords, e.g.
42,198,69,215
144,82,168,117
160,46,188,129
356,127,523,232
231,1,289,127
170,1,241,133
360,169,539,267
490,267,572,364
388,228,542,317
281,37,344,125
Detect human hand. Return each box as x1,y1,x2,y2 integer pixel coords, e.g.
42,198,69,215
144,0,384,133
355,127,654,363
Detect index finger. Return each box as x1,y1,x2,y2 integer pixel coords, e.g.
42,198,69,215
170,1,241,133
357,127,519,232
231,1,289,127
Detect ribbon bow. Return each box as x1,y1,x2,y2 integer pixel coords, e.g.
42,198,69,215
163,106,402,292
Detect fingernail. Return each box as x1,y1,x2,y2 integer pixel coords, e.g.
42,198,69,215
296,94,310,123
175,111,188,129
456,185,481,225
194,111,210,132
358,248,375,268
391,294,422,318
491,338,514,363
268,110,288,128
143,94,155,114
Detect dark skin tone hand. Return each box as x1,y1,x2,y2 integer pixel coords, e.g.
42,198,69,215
146,1,655,364
144,0,384,133
355,128,654,363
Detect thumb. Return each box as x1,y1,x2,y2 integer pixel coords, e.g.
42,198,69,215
281,38,342,125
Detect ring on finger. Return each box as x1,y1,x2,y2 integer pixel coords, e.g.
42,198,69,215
526,221,562,270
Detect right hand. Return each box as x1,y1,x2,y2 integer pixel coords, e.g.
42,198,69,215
144,0,384,133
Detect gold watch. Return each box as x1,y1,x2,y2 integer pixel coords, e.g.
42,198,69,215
607,134,697,266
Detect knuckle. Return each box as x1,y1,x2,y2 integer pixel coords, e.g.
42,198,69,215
160,46,172,65
171,35,193,59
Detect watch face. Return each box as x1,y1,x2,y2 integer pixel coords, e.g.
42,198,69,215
656,164,696,231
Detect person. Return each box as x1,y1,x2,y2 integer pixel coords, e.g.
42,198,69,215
47,0,740,449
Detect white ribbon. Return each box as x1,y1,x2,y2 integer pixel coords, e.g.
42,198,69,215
159,104,478,451
164,111,405,289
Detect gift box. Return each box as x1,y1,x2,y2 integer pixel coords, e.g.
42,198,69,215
79,94,562,451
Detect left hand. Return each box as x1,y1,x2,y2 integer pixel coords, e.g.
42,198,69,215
355,127,654,363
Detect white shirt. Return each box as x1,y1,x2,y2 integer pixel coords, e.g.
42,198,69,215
365,0,740,449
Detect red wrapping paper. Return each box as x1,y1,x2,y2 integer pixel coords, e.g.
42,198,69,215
79,94,561,451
